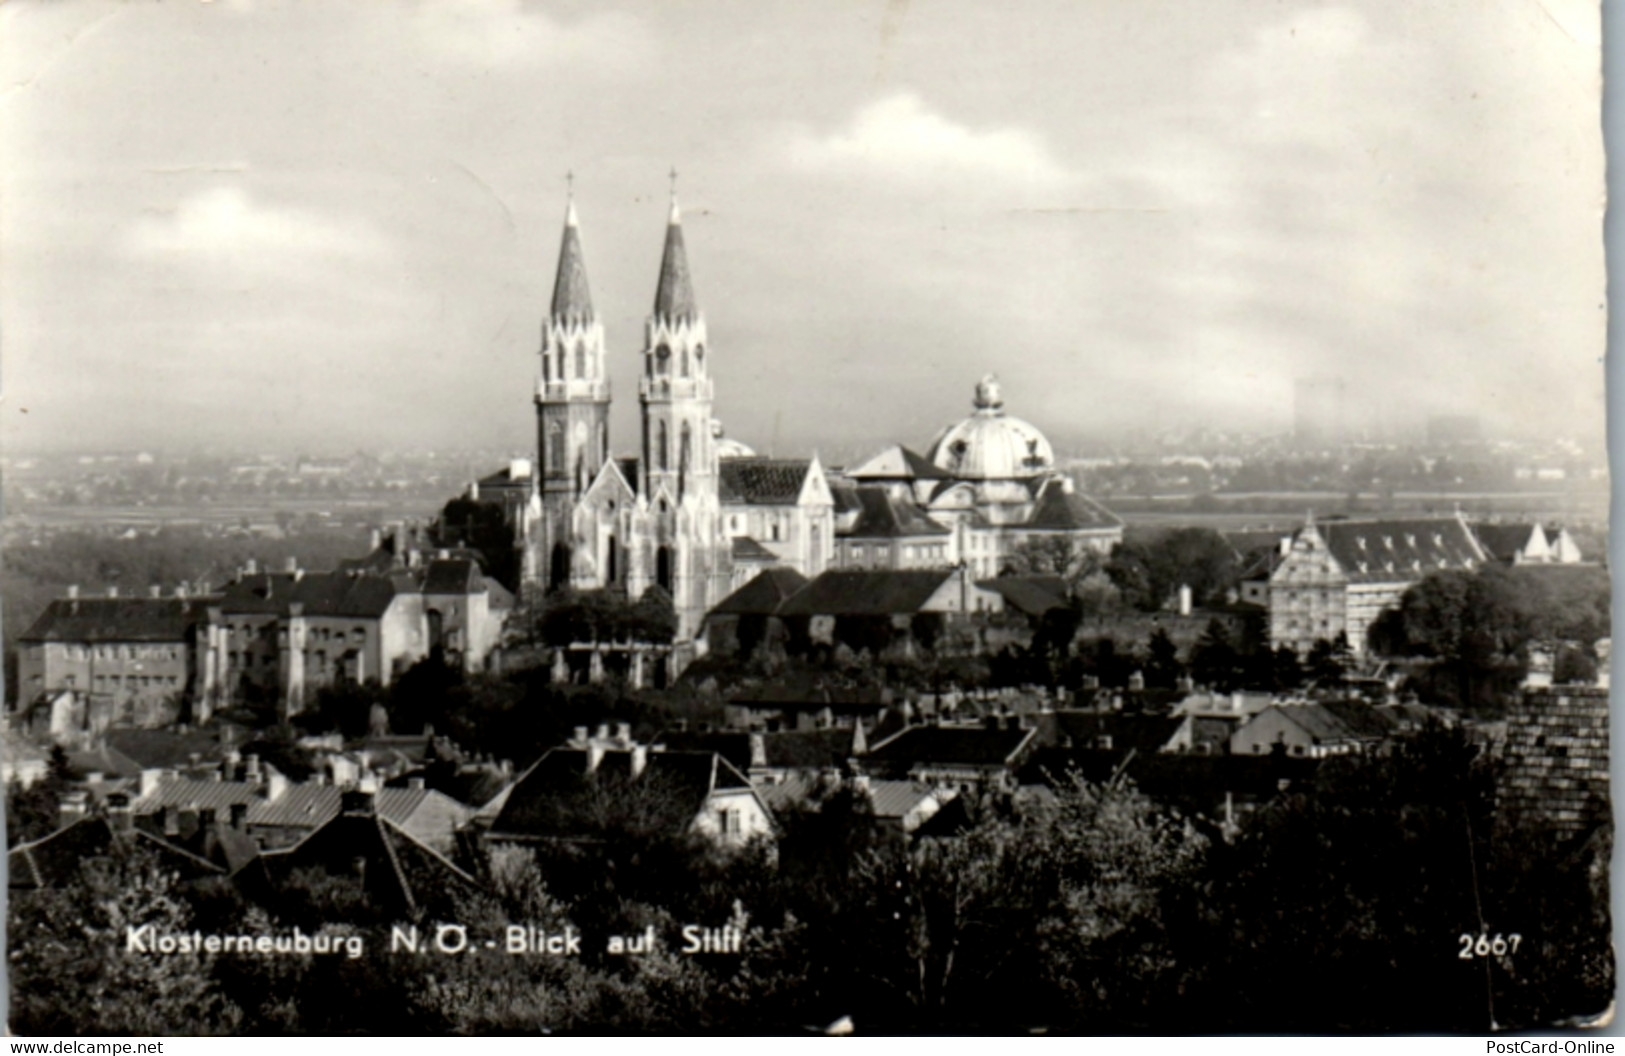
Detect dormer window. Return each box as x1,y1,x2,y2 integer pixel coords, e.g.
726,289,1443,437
1357,537,1367,551
1405,534,1416,547
1383,536,1393,549
1433,533,1444,547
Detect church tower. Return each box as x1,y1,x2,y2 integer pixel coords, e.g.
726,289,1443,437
535,195,611,588
638,192,728,643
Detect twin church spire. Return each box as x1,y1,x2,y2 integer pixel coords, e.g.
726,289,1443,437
537,178,713,505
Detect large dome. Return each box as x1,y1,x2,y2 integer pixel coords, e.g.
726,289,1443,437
927,375,1055,480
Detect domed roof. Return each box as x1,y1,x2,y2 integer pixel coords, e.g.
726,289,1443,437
926,376,1055,480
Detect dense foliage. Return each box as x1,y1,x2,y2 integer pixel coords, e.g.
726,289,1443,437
7,724,1609,1034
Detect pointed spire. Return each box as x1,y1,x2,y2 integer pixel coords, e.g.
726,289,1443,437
550,188,593,323
653,172,697,323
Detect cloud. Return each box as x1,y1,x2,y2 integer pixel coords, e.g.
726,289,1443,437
785,92,1071,190
123,186,388,274
409,0,650,70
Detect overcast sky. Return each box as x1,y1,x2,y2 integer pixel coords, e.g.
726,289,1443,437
0,0,1606,461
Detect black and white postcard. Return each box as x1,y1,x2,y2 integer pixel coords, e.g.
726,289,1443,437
0,0,1611,1036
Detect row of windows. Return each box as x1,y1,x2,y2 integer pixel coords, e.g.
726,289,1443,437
54,644,182,662
648,343,705,378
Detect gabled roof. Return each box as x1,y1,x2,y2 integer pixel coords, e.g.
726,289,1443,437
865,725,1035,769
1024,479,1123,531
649,729,860,773
710,567,809,616
488,747,756,840
846,444,949,481
20,597,208,643
106,728,231,771
216,571,401,619
421,558,485,596
775,568,958,617
866,780,942,821
719,458,813,505
1037,710,1183,754
616,457,641,496
258,793,479,919
130,775,468,832
977,576,1069,617
9,816,225,890
1309,517,1485,582
1255,701,1396,743
846,487,950,538
1473,523,1543,562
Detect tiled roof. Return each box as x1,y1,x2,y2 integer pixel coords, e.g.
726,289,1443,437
1037,710,1183,753
1024,479,1123,531
866,780,940,820
130,775,460,831
421,558,484,595
20,597,208,643
216,571,401,619
258,795,479,919
719,458,812,505
710,567,809,616
9,817,225,890
977,576,1069,617
776,568,958,617
489,747,754,840
1263,701,1395,743
763,729,860,769
106,728,231,771
865,725,1035,769
731,536,779,561
845,487,951,538
1309,517,1484,583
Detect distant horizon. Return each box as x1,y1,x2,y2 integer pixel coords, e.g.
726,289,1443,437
2,1,1605,461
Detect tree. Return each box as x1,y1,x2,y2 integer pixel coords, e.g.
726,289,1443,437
1189,618,1242,692
1144,628,1183,689
1552,644,1598,686
1105,528,1240,612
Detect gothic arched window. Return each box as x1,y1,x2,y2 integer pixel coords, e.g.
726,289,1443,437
680,347,690,377
657,421,669,471
542,352,551,383
680,421,692,472
574,342,586,380
655,344,670,376
598,421,608,463
548,421,563,473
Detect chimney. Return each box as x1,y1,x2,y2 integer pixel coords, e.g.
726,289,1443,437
852,773,871,796
149,584,162,599
244,753,261,780
469,480,480,501
630,744,649,778
1177,584,1193,617
138,768,163,799
106,792,133,834
749,732,767,769
106,585,118,598
408,776,425,791
500,758,513,776
264,771,288,802
572,725,589,746
198,807,219,859
595,723,610,741
229,802,248,828
340,788,377,815
176,581,189,599
615,721,632,745
586,742,606,772
162,805,180,837
285,556,298,574
369,528,383,552
1278,536,1291,558
66,584,79,599
58,789,90,830
436,548,450,560
244,558,258,575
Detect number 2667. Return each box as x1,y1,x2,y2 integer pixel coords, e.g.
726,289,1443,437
1459,932,1521,959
